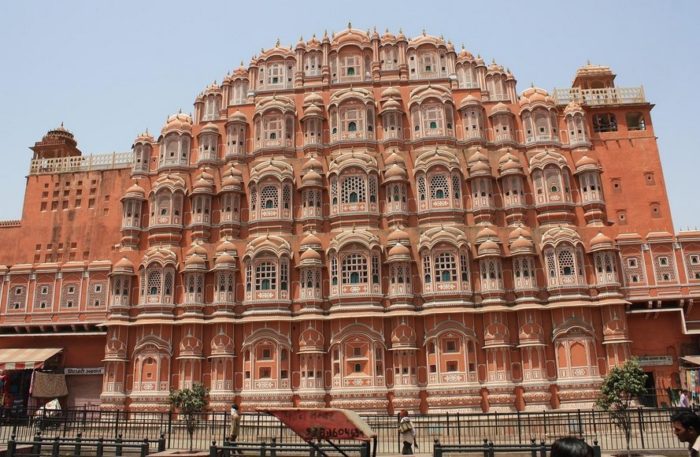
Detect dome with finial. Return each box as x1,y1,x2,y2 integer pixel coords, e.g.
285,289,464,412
307,34,321,48
227,110,247,124
590,232,615,252
213,252,236,269
122,183,146,200
518,87,554,108
300,168,323,188
133,130,154,145
476,226,498,243
510,235,535,255
384,150,405,167
113,257,135,275
477,239,501,257
387,226,410,246
387,243,411,262
498,151,524,176
384,163,407,182
44,123,76,142
185,243,208,259
220,165,243,192
300,232,322,251
382,28,396,42
302,156,323,172
564,100,584,115
490,102,511,115
508,225,532,241
574,155,600,173
299,248,322,267
458,94,481,109
302,103,324,120
303,92,324,106
184,253,207,271
199,123,219,136
161,112,193,135
216,238,238,255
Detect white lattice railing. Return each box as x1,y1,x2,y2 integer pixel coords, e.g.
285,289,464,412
552,86,646,106
30,152,132,175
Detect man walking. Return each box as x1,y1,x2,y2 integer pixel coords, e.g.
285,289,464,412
398,410,417,455
672,410,700,457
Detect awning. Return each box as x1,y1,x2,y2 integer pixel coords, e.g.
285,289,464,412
0,348,63,370
681,355,700,366
259,408,376,441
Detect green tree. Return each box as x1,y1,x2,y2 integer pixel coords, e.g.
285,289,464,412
596,358,648,457
169,383,209,452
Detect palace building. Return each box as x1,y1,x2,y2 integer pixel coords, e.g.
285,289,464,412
0,26,698,413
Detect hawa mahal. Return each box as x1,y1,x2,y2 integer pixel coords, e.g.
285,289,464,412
0,26,698,413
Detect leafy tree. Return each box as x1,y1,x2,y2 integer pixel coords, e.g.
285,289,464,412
169,383,209,451
596,358,648,457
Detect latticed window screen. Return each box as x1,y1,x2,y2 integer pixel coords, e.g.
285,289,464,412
119,278,130,296
655,255,676,282
280,259,289,290
304,270,315,288
623,256,645,284
261,186,279,209
255,262,277,290
435,252,457,282
217,272,234,292
246,264,252,291
330,177,338,204
341,254,368,284
460,254,470,281
430,175,450,199
264,116,282,139
422,255,432,283
61,282,78,307
452,175,461,198
250,187,257,210
422,106,443,130
331,255,338,285
368,175,378,202
147,270,161,296
164,272,173,295
341,176,366,203
545,251,556,278
282,184,291,209
417,176,426,200
88,281,106,307
558,249,575,276
371,253,380,283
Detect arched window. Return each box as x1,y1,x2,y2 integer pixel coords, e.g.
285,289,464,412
342,254,368,284
255,262,277,291
434,252,457,282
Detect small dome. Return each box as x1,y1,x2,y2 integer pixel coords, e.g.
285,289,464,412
387,226,410,244
302,157,323,171
490,102,511,115
388,243,411,259
381,86,401,99
303,92,324,106
303,103,323,119
301,169,323,187
380,98,403,112
467,149,488,164
476,226,498,241
200,123,219,135
385,150,405,166
575,155,600,171
510,235,535,254
214,253,236,267
300,248,322,261
459,94,481,109
508,225,532,240
184,254,206,270
133,131,154,144
590,232,614,251
113,257,135,274
185,243,208,258
216,239,237,254
519,87,553,107
498,152,524,176
227,111,247,124
123,183,146,200
384,163,407,181
192,177,214,193
469,160,491,176
477,239,500,257
161,112,193,135
564,101,584,115
300,232,322,250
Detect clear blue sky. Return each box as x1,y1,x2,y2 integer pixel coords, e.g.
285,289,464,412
1,0,698,230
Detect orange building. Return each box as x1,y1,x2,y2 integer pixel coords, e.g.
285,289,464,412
0,27,698,413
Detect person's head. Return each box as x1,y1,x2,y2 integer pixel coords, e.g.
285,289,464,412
671,410,700,444
550,437,593,457
231,404,239,411
399,409,409,418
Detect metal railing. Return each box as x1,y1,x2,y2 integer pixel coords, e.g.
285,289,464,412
0,407,689,454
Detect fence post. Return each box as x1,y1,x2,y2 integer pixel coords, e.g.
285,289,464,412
487,440,494,457
259,441,267,457
159,432,166,452
51,435,60,457
446,411,450,438
167,410,173,449
96,437,104,457
270,437,278,457
115,409,120,439
529,438,536,457
74,431,83,456
517,411,522,445
7,434,16,457
434,439,442,457
637,408,645,449
539,440,546,457
141,438,149,457
116,433,123,457
210,440,218,457
482,438,489,457
457,411,462,444
32,431,42,456
593,439,602,457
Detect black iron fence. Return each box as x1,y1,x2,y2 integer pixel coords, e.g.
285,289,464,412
0,406,690,454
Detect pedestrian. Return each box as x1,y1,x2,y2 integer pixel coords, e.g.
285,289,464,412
550,437,593,457
398,410,417,455
672,410,700,457
681,390,691,408
229,403,242,453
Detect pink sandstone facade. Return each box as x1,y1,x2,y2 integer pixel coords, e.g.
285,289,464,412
0,26,698,413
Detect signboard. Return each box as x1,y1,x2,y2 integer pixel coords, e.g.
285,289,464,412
65,367,104,375
261,408,375,442
637,356,673,367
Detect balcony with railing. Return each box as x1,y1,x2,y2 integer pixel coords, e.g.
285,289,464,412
30,152,132,175
552,86,646,106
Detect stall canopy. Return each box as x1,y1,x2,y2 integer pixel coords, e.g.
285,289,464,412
681,356,700,366
260,408,376,441
0,348,63,370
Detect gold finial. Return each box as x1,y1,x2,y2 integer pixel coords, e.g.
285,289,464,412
312,33,316,39
323,29,328,37
399,27,403,34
